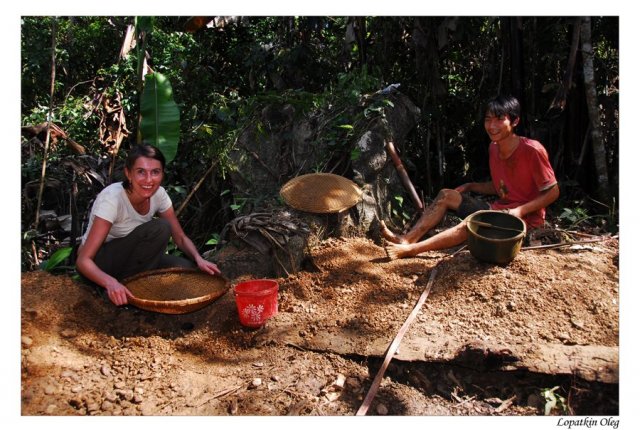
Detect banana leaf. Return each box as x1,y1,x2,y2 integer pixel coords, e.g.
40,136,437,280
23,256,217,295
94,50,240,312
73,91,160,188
139,72,180,164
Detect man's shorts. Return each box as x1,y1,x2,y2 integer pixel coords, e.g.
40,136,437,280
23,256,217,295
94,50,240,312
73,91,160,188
455,193,491,219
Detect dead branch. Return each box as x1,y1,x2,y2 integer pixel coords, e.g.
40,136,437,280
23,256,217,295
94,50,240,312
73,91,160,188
176,159,220,217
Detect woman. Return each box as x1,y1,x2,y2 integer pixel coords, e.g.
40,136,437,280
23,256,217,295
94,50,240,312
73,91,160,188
76,144,221,306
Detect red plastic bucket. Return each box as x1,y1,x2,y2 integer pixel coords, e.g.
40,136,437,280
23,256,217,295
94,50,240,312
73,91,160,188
234,279,279,328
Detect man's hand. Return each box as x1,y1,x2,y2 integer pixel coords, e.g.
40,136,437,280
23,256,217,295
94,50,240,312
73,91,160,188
507,207,525,219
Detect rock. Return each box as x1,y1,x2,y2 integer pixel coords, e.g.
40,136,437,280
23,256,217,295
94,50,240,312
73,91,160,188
86,402,100,413
21,336,33,348
527,393,542,409
45,404,57,414
376,403,389,415
140,401,156,416
346,377,361,391
251,378,262,388
116,389,134,402
133,394,144,404
104,391,117,402
71,385,83,393
114,381,126,389
101,365,112,376
271,375,280,382
101,400,115,412
61,370,79,381
60,329,77,338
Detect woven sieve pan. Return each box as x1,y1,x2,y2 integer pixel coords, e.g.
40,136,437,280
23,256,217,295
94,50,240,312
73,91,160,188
122,267,230,314
280,173,362,213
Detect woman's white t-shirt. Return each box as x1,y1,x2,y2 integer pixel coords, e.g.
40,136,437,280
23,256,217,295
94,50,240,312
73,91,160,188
82,182,172,244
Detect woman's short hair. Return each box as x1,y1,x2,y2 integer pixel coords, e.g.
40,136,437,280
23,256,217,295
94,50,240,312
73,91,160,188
122,144,166,190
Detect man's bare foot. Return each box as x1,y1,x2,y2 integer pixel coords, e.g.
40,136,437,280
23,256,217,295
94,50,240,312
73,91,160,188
380,220,408,244
384,242,414,260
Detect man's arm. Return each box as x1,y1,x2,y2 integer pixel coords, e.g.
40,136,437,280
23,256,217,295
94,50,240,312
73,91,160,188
455,181,497,195
509,184,560,219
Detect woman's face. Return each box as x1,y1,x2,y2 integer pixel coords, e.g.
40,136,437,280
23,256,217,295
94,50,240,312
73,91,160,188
124,156,164,200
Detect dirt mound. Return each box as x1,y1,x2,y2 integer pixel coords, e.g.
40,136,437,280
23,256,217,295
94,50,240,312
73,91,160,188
20,236,619,416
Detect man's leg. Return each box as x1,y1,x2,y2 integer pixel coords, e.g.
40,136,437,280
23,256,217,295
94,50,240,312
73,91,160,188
385,220,468,260
381,188,463,244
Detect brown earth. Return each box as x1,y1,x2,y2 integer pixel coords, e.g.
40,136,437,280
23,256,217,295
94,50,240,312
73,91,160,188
20,236,619,417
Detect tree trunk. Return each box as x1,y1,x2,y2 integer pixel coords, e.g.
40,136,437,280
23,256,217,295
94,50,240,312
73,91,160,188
549,17,582,112
580,17,611,203
34,18,57,229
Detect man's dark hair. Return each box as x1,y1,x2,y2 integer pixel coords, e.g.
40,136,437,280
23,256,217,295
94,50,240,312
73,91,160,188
485,95,521,122
122,144,166,190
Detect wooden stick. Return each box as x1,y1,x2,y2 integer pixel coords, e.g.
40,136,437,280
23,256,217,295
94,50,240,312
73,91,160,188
467,219,524,234
176,159,219,217
356,246,466,415
385,141,424,211
522,235,617,251
356,266,439,415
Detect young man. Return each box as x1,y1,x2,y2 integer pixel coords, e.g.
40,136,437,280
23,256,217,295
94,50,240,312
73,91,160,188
382,95,559,259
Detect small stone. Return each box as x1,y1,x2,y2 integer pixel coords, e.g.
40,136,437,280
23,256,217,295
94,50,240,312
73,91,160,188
45,404,57,414
44,385,56,395
21,336,33,348
133,394,144,404
570,318,585,329
346,377,361,391
376,403,388,415
114,381,126,389
140,401,156,416
251,378,262,388
116,389,134,401
101,365,112,376
101,400,115,412
60,329,77,338
527,393,542,409
86,402,100,413
60,370,76,380
270,375,280,382
134,387,144,395
71,385,83,393
104,391,117,402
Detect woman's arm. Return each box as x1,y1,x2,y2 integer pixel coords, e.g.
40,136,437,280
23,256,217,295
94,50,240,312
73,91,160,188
158,207,221,275
76,217,133,306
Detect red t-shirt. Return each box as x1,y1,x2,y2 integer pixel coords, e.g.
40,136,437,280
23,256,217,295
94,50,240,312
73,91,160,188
488,137,557,227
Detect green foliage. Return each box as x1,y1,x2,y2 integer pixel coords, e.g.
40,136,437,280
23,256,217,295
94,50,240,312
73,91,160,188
391,195,412,222
559,206,589,226
20,16,619,265
206,233,221,246
44,247,73,272
139,72,181,163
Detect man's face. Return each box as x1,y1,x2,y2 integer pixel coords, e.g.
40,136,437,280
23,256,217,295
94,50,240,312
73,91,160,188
484,113,518,143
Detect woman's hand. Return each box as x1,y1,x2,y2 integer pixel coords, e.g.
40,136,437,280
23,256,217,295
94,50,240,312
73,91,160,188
196,257,222,276
104,279,133,306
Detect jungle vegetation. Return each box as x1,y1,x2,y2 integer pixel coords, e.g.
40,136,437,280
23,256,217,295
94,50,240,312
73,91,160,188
20,16,619,271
